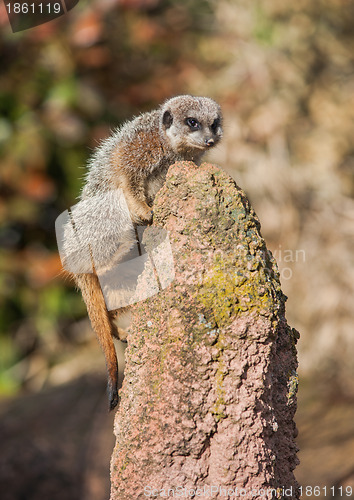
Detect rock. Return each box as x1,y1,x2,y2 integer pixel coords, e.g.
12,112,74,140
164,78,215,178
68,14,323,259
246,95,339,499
110,162,299,499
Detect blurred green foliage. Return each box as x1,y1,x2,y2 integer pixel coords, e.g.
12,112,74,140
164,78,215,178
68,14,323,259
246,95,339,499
0,0,220,394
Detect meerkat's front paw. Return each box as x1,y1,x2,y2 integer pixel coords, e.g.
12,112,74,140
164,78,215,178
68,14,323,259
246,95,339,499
131,203,153,224
138,207,153,223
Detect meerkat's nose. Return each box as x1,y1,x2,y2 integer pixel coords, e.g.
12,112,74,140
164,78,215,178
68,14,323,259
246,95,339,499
205,138,215,147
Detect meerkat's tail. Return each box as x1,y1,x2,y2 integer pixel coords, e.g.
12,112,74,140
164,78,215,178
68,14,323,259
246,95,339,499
75,272,119,410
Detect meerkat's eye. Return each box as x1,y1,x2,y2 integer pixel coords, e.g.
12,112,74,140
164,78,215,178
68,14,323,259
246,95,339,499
186,118,200,130
211,118,220,133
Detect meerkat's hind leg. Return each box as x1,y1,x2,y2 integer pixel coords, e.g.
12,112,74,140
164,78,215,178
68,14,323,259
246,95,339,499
110,307,132,342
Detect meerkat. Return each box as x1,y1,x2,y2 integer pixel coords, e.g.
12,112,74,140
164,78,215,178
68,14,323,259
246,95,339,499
62,95,223,410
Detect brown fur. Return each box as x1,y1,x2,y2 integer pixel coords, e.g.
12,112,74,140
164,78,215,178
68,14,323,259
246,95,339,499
75,272,119,408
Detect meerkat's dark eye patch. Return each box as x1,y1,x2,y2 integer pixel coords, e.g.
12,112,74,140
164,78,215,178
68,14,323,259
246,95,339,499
186,118,201,130
211,118,220,133
162,110,173,128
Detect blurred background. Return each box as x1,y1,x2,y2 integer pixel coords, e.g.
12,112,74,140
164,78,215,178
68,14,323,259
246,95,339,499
0,0,354,497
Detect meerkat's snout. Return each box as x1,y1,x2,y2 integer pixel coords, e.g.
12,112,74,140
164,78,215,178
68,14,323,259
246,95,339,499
205,138,215,147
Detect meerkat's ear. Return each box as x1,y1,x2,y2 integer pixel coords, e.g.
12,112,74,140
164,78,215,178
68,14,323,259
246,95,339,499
162,110,173,128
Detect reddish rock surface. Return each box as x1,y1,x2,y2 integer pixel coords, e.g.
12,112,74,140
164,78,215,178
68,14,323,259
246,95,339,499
110,162,299,499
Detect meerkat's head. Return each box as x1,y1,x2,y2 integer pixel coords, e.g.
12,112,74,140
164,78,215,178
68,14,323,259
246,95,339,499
160,95,223,160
